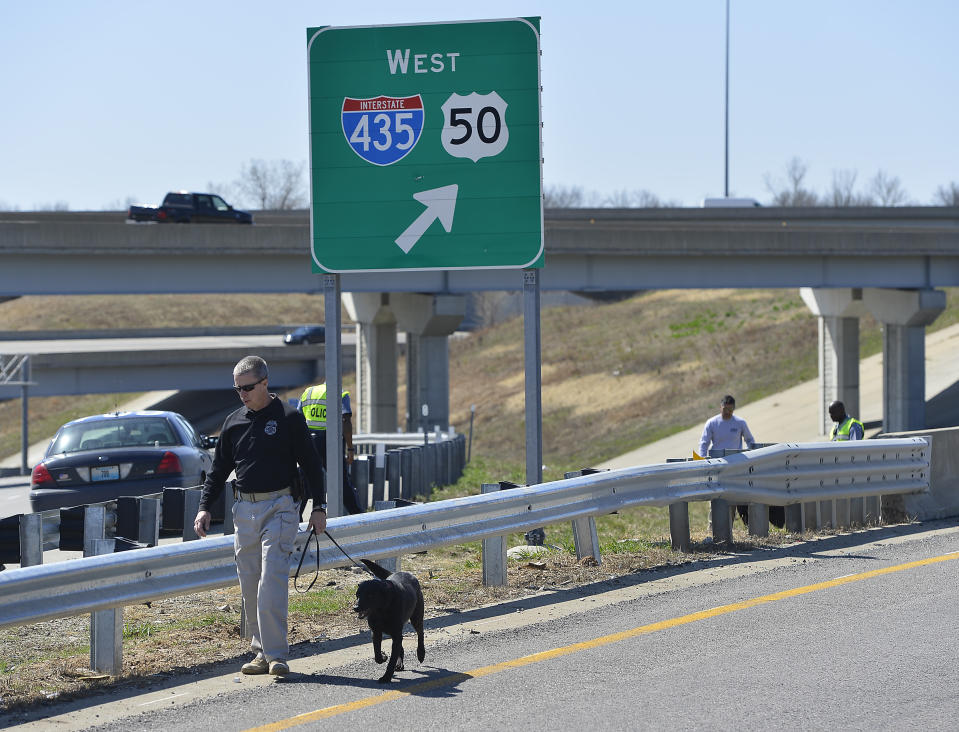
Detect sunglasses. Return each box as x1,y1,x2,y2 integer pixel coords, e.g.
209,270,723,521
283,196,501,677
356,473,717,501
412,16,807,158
233,377,265,393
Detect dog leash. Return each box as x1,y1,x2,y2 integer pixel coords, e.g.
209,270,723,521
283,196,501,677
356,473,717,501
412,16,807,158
293,526,375,593
323,529,375,576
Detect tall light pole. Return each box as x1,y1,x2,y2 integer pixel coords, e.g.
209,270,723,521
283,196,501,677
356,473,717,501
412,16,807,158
724,0,730,198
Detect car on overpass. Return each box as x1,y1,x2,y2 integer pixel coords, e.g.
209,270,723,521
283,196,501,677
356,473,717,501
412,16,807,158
283,324,325,345
29,411,216,513
127,192,253,224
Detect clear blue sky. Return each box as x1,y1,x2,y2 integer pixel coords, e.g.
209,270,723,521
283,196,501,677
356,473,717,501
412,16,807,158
2,1,956,210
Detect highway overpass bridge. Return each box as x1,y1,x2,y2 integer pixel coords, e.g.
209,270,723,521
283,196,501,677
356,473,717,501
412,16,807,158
2,206,958,437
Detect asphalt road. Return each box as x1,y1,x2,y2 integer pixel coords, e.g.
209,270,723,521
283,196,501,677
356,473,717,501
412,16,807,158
9,521,957,731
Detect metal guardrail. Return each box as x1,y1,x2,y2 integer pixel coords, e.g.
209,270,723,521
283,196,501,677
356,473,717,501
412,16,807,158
0,438,929,630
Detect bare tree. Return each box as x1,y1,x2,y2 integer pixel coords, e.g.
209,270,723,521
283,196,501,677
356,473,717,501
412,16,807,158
827,169,874,206
544,184,586,207
0,200,20,211
205,179,241,204
235,159,307,210
601,189,673,208
102,196,139,211
934,181,959,206
546,185,677,208
868,170,909,206
471,291,509,328
35,201,70,211
764,157,820,206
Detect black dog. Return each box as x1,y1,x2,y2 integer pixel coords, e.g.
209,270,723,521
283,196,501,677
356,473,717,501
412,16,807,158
353,559,426,683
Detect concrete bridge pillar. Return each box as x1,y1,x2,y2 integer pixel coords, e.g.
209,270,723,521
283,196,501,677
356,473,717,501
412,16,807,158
799,288,867,435
863,288,946,433
391,294,465,433
342,293,398,434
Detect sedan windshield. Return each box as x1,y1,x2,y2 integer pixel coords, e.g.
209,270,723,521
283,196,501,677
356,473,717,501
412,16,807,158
50,418,178,455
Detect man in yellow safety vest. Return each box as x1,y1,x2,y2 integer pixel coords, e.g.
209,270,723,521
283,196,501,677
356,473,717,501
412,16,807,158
298,383,361,514
828,400,864,441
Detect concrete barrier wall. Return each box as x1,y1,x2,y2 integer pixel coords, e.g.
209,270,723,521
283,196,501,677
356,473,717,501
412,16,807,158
878,426,959,519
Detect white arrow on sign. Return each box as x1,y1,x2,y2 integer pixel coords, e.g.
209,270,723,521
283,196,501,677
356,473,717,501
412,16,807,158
394,184,458,254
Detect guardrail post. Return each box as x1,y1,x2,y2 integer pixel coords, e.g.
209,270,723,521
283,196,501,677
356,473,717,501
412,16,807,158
849,496,866,525
562,469,602,563
803,502,820,531
83,506,107,556
427,441,436,491
819,500,836,529
834,498,850,528
19,513,43,566
387,448,402,500
454,436,463,482
784,504,803,532
669,502,690,552
400,448,413,500
139,498,161,546
424,442,435,491
747,503,769,538
182,489,202,541
430,440,440,489
440,440,450,486
88,538,122,675
353,456,371,510
864,496,881,525
572,516,602,564
372,500,401,573
116,496,139,541
481,484,507,586
406,448,419,500
161,488,184,532
710,499,733,543
373,444,386,504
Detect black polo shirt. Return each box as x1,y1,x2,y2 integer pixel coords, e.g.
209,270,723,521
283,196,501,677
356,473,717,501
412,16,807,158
199,395,325,512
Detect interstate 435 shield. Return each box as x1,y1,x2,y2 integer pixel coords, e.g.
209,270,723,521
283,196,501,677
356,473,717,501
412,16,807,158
342,95,424,166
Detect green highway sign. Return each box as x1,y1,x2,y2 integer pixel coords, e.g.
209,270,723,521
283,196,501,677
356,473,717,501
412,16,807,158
307,18,543,273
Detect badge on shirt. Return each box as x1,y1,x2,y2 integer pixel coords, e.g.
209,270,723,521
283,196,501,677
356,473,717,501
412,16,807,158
264,420,277,436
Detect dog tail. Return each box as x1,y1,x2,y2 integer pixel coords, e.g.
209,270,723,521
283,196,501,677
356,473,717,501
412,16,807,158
361,558,392,579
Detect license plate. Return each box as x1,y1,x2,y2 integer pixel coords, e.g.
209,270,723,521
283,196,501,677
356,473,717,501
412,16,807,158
91,465,120,482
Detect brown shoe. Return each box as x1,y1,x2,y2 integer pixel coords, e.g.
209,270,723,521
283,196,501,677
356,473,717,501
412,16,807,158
269,660,290,676
241,654,269,675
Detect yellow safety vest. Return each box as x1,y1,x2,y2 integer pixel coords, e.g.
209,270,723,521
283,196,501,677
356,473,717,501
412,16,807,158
830,416,864,441
299,384,349,432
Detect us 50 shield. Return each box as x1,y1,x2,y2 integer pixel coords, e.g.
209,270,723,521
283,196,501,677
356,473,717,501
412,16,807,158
341,95,424,166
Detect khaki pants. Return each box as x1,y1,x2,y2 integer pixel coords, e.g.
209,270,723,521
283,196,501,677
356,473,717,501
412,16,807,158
233,492,299,662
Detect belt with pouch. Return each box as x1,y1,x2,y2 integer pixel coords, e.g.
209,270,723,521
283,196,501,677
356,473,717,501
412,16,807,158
237,486,292,503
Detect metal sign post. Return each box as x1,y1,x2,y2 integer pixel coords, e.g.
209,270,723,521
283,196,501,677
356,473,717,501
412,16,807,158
524,269,543,486
20,357,29,475
324,275,344,518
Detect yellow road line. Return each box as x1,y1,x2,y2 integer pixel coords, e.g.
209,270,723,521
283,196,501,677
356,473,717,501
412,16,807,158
248,550,959,731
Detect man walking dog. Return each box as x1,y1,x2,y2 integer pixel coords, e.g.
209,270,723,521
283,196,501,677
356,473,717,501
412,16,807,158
193,356,327,676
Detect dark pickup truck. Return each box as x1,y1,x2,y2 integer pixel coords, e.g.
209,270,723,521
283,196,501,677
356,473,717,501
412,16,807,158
127,192,253,224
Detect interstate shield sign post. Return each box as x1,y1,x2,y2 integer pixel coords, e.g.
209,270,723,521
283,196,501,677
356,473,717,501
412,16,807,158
307,18,543,273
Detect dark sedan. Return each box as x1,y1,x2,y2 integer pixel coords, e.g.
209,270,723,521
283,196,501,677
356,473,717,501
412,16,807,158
29,411,216,513
283,325,325,345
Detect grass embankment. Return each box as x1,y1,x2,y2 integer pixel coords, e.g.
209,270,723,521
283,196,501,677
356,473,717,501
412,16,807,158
1,288,958,713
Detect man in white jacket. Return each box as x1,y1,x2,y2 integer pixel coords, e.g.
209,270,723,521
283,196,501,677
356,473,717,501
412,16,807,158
698,394,756,458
